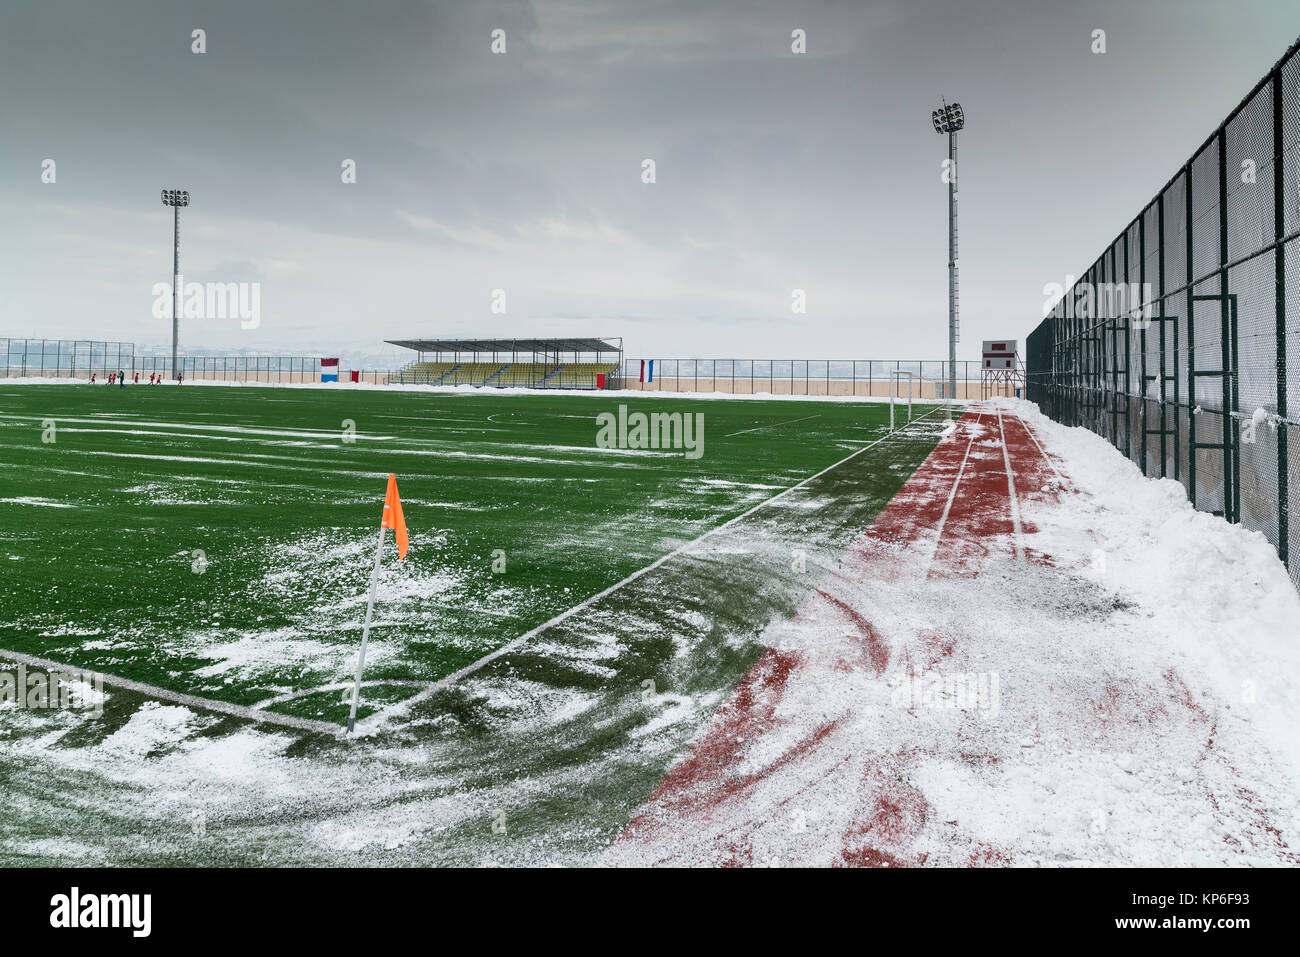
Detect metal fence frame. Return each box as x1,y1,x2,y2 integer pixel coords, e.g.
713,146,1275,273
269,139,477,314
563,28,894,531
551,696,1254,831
2,345,1006,398
1027,35,1300,592
621,359,991,398
1,343,391,385
1,339,136,377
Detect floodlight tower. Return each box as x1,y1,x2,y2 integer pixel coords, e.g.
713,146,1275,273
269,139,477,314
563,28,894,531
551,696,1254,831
931,100,964,413
161,188,190,380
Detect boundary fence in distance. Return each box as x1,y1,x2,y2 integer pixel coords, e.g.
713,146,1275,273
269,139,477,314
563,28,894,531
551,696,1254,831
621,359,992,398
3,344,1013,398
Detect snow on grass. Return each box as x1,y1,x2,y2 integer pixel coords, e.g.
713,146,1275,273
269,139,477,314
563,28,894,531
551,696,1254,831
0,376,966,406
3,837,103,862
0,392,951,864
629,693,699,739
122,482,244,506
0,412,395,443
100,702,212,756
187,628,395,681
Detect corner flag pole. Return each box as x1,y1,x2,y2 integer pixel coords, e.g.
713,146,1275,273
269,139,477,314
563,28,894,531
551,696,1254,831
346,521,386,734
347,473,409,735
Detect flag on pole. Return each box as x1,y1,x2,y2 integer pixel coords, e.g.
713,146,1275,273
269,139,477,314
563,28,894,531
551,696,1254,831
347,473,409,733
639,359,645,383
382,472,408,560
647,359,654,383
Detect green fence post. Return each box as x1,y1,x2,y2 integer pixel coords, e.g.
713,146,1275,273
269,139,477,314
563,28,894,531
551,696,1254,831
1217,128,1237,524
1186,150,1197,508
1274,68,1290,567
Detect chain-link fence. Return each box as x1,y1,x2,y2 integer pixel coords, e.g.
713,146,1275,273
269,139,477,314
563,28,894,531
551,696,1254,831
0,343,389,384
3,345,1004,397
1,339,136,376
1027,36,1300,592
134,356,389,384
622,359,990,398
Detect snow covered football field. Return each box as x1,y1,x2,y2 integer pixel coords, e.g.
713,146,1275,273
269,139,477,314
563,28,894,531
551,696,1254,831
0,385,1297,866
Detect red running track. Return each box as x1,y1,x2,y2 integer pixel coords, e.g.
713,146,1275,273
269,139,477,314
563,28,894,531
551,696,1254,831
605,407,1296,867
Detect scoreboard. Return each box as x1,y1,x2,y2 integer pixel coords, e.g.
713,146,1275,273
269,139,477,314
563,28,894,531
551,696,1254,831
982,340,1017,370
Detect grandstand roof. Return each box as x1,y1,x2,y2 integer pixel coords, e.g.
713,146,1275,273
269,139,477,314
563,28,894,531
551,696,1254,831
387,337,621,354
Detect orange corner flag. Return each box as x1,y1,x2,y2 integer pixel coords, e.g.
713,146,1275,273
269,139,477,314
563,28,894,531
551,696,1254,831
381,473,408,560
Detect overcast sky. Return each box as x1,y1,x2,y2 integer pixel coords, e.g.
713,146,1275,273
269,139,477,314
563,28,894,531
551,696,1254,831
2,0,1298,365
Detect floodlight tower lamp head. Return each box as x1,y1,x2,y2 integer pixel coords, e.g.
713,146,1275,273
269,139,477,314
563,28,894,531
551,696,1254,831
160,188,190,207
931,101,965,134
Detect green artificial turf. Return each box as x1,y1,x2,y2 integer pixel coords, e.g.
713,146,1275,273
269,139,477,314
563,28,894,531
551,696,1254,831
0,382,946,864
0,384,930,711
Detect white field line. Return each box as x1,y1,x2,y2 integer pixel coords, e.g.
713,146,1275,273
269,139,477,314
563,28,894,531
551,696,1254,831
0,375,975,408
922,410,983,577
355,407,943,734
0,646,340,736
996,408,1026,560
0,412,392,442
4,410,939,739
724,414,821,438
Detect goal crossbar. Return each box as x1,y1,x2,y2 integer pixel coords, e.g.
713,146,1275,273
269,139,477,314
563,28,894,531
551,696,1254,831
889,371,916,431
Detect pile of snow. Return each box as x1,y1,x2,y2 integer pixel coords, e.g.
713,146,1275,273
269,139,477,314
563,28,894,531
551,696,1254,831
1003,397,1300,785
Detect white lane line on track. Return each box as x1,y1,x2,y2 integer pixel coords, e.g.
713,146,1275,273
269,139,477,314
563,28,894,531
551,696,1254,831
724,414,821,438
354,407,945,733
995,408,1026,561
1008,411,1068,491
923,410,983,577
0,647,341,737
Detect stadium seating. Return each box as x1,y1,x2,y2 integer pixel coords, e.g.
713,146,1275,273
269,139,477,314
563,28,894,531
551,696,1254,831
494,364,546,387
391,360,619,389
551,362,618,388
391,361,504,386
390,361,459,384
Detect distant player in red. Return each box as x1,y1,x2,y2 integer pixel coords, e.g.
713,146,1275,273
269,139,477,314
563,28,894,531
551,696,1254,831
134,372,139,384
108,372,115,385
177,372,183,385
90,373,96,384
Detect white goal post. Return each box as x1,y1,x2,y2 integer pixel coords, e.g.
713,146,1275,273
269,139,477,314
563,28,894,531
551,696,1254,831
889,371,915,431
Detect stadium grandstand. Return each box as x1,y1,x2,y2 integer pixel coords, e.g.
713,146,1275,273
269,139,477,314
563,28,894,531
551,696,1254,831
387,337,623,389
